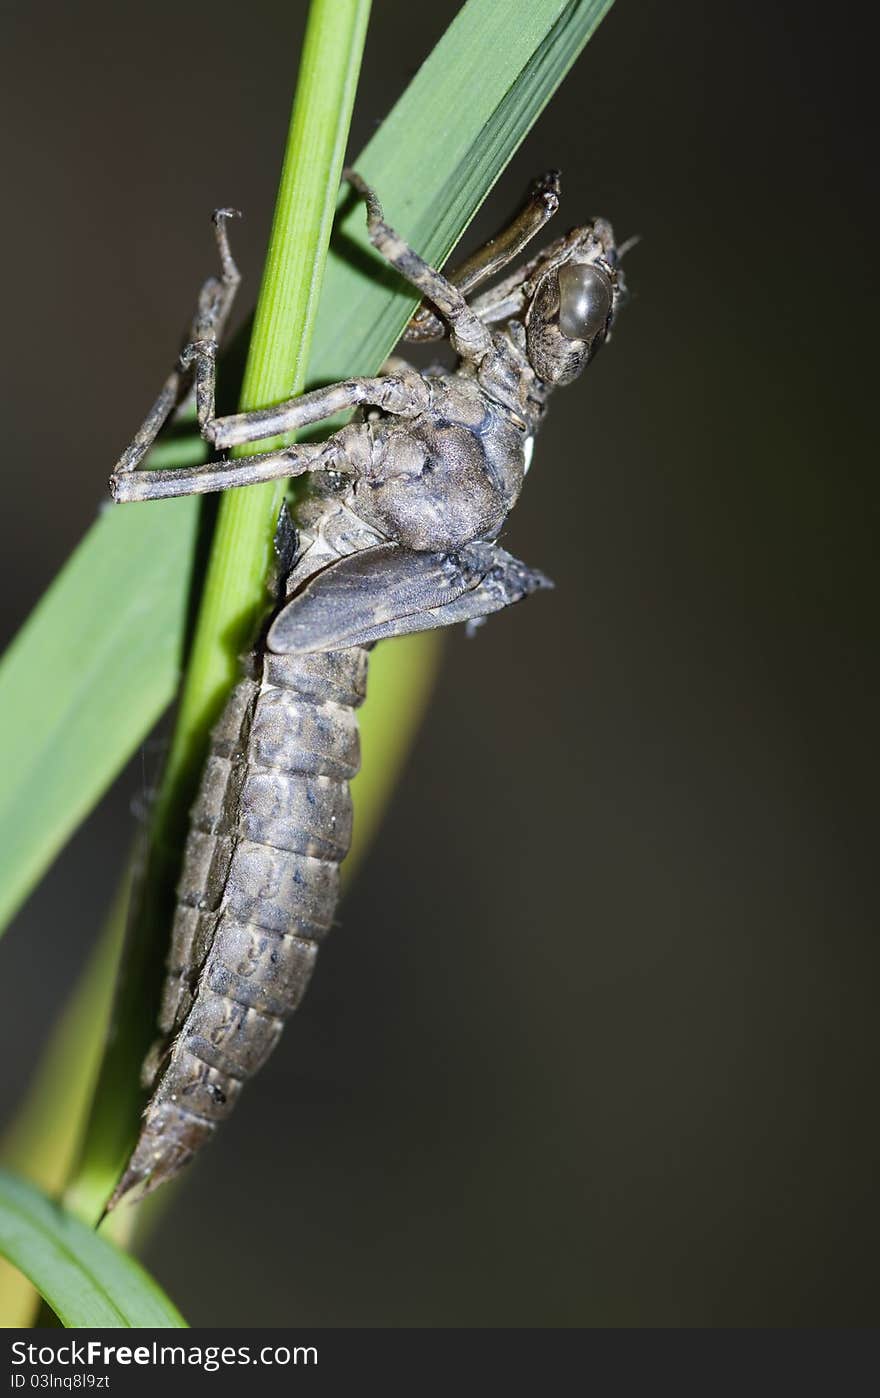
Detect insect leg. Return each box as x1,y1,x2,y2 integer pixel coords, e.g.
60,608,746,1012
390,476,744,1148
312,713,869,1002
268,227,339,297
112,209,242,477
344,169,493,361
110,435,346,503
181,210,242,438
467,224,595,329
207,369,430,450
405,171,561,343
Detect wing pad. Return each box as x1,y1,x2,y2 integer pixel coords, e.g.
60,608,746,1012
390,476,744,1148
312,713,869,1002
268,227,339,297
267,543,551,654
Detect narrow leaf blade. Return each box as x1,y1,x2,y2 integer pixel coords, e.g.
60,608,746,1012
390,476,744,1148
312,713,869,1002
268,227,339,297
0,1169,186,1327
0,501,199,933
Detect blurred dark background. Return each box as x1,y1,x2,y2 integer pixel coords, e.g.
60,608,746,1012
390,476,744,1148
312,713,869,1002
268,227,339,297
1,0,876,1326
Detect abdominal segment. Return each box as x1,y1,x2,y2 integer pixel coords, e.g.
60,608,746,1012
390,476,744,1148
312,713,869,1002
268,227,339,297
109,645,368,1208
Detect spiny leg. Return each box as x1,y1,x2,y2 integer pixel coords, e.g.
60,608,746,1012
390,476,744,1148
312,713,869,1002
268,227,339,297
443,171,562,298
183,208,242,435
466,223,600,330
110,434,347,503
113,366,432,507
113,360,432,501
344,168,493,361
112,208,241,478
405,170,561,343
207,368,430,451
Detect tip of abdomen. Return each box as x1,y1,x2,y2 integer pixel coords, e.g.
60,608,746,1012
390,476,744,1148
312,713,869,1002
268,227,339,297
105,1100,217,1212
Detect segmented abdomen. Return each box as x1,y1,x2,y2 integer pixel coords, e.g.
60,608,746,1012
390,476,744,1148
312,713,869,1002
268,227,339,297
111,645,368,1205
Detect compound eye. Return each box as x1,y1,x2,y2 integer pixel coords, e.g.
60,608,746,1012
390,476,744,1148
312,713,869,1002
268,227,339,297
557,263,613,342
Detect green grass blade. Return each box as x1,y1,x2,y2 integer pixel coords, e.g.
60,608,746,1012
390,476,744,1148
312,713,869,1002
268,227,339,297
65,0,373,1226
0,502,198,934
0,903,127,1324
347,634,444,879
159,0,373,831
0,1169,185,1327
2,889,128,1199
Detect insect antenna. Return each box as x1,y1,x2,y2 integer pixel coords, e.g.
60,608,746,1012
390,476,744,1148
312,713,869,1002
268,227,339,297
617,233,642,260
